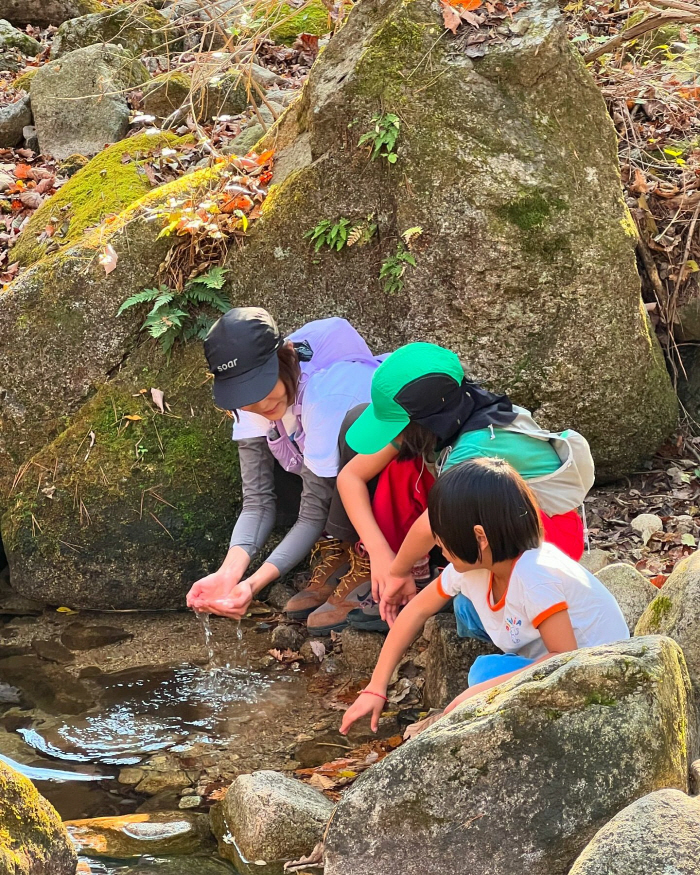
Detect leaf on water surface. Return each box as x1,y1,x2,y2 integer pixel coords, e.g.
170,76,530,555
98,243,118,275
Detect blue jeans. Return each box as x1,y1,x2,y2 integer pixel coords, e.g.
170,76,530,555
454,593,535,686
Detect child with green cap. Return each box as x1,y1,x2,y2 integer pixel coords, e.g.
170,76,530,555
335,342,594,628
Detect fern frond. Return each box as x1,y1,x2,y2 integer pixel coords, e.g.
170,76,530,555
191,266,227,290
116,286,164,316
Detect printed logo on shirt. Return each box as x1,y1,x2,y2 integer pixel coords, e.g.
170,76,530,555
505,616,522,645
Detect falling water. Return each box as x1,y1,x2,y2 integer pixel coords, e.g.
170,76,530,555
195,612,243,670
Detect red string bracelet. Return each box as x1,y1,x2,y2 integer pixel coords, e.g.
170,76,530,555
360,689,387,702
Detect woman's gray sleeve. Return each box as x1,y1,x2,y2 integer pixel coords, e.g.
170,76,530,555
266,465,335,577
229,438,277,558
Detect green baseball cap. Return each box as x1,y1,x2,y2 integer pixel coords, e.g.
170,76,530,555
346,343,465,454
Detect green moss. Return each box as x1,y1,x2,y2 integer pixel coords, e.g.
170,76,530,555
585,691,617,707
645,594,673,631
142,70,192,118
269,0,331,45
496,192,566,231
14,67,38,91
12,132,190,267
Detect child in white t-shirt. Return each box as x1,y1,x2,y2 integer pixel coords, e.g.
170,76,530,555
340,457,629,734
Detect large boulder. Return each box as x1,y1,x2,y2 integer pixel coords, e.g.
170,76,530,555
30,43,149,160
568,789,700,875
0,0,104,27
0,160,230,494
0,18,41,56
636,551,700,696
211,770,333,875
324,637,693,875
595,563,657,634
222,0,676,479
0,759,77,874
51,7,179,59
12,131,191,266
1,343,241,609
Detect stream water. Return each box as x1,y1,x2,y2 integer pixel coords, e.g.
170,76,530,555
0,609,323,873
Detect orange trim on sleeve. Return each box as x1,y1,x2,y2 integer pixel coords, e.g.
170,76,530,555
435,575,451,600
532,601,569,628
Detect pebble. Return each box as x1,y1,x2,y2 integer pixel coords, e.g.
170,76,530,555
178,795,203,809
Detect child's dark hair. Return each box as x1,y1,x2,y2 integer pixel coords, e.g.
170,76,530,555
277,343,301,405
429,458,543,563
397,422,437,461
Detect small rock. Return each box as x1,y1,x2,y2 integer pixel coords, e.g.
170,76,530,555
117,767,145,786
178,794,203,809
0,94,31,148
271,623,307,652
340,627,384,675
65,812,213,858
674,514,696,535
266,581,296,611
630,513,664,545
224,122,265,156
31,638,75,664
61,622,132,650
250,63,286,87
135,767,193,796
57,153,89,177
258,101,284,126
212,770,333,875
595,563,657,634
264,88,299,107
579,548,612,574
22,124,38,153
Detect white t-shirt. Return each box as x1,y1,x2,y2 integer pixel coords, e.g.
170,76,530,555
232,360,376,478
437,543,629,659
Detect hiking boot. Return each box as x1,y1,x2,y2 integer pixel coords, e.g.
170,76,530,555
284,538,352,620
347,593,389,634
307,546,372,635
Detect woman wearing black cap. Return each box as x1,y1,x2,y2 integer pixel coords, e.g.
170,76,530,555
186,308,382,619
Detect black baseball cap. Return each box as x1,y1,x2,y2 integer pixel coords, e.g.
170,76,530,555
204,307,284,410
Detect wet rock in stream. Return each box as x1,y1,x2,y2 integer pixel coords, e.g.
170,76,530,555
66,811,214,858
0,655,94,714
31,638,76,664
61,622,133,651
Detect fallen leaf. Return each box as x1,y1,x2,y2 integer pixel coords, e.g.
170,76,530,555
441,0,462,33
284,842,324,872
309,640,326,662
19,190,43,209
98,243,118,275
124,414,143,422
150,387,165,413
14,163,34,180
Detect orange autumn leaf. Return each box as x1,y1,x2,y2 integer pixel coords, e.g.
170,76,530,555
453,0,482,8
221,194,254,214
14,163,34,180
255,149,275,166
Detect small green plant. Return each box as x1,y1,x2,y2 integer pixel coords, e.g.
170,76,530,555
305,216,377,252
379,227,423,294
358,113,400,164
117,266,230,357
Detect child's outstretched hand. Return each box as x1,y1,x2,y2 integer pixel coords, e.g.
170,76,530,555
339,690,387,735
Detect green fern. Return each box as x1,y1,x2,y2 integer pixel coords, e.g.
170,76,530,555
117,268,230,357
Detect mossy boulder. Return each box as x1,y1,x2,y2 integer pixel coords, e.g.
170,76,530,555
569,789,700,875
30,43,149,160
636,550,700,700
0,160,233,496
51,6,179,59
325,637,693,875
142,70,192,119
595,562,657,634
1,342,241,610
223,0,676,479
142,68,251,121
0,0,104,28
12,131,191,267
0,759,77,874
267,0,330,45
0,19,41,56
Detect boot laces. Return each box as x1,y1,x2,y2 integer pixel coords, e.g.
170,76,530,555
307,539,346,590
334,549,371,600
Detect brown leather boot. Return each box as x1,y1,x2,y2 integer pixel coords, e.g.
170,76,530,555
307,546,372,635
284,538,352,619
